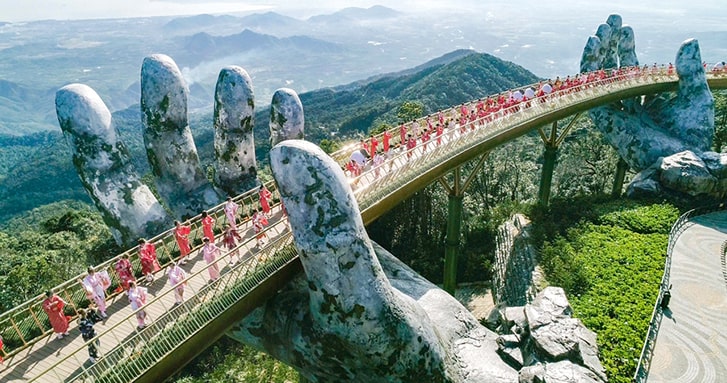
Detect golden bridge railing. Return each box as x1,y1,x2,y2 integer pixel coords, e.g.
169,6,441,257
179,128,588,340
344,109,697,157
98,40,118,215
0,181,281,359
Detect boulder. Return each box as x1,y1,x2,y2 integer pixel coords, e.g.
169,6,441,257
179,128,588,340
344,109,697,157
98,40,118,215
659,150,716,196
530,318,606,381
519,361,603,383
525,287,572,330
269,87,304,146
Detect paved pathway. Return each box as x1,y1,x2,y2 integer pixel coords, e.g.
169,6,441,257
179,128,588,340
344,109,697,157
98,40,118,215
648,211,727,382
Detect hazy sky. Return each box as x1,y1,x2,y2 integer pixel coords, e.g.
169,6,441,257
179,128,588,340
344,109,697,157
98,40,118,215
1,0,723,25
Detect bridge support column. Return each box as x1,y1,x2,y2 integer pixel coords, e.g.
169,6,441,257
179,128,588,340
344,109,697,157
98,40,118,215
439,153,489,296
538,144,558,206
536,113,582,207
444,192,463,295
611,157,629,197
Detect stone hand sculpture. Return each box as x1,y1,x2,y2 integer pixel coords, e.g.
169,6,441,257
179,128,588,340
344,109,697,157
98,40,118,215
56,54,305,245
580,15,727,198
228,140,518,383
581,14,715,171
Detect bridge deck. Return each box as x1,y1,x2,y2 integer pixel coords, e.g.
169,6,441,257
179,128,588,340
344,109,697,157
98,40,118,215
647,211,727,382
0,208,290,383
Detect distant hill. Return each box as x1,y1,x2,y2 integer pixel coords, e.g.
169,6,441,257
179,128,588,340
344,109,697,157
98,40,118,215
239,12,306,30
0,49,539,221
163,14,242,33
180,29,343,66
0,80,57,135
308,6,401,23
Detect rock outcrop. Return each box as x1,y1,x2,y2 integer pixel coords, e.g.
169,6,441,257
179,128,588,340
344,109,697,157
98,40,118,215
213,66,259,195
140,54,222,218
269,88,304,146
55,84,171,245
492,287,608,383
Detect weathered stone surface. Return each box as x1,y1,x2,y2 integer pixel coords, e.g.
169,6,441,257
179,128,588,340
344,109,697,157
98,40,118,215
525,287,572,330
625,163,662,198
519,361,602,383
581,15,716,198
503,306,528,333
530,318,606,381
498,344,524,370
55,84,171,245
141,54,221,218
269,88,304,146
213,66,259,195
228,140,517,382
700,151,727,179
659,150,717,196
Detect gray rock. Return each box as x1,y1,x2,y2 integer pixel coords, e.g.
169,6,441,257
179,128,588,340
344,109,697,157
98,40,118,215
530,318,606,381
228,140,518,382
213,66,259,195
519,361,603,383
140,54,221,218
503,306,528,333
497,334,521,348
525,287,572,330
626,164,662,198
55,84,171,245
269,88,304,146
700,151,727,179
659,150,716,196
498,344,524,370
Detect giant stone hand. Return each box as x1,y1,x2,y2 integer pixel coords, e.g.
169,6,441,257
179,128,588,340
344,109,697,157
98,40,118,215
581,15,726,198
56,54,304,245
227,140,518,383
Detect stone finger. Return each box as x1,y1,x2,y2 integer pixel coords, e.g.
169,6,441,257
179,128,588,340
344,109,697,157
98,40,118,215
56,84,171,245
140,54,221,218
213,66,259,194
269,88,304,147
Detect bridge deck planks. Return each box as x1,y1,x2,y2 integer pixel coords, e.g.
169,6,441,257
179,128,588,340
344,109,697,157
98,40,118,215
0,208,288,383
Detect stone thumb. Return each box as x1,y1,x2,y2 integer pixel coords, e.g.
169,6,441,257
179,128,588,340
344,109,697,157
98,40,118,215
270,140,394,325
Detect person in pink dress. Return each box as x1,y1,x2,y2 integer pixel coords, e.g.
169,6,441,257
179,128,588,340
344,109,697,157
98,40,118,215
173,221,191,265
223,197,239,232
259,185,273,217
201,211,216,243
42,290,69,339
127,281,148,330
138,238,161,283
406,134,416,159
399,123,407,146
167,261,187,305
114,254,134,292
81,266,108,318
222,224,242,265
436,123,444,145
201,238,222,282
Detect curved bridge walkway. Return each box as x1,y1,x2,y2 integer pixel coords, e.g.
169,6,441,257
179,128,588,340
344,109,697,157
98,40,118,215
0,66,726,382
648,211,727,382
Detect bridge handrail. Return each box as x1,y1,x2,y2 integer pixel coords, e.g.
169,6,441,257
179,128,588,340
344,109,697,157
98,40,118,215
0,180,281,359
28,217,295,382
633,202,727,383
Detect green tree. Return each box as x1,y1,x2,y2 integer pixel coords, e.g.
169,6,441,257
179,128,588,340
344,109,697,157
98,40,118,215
397,101,424,123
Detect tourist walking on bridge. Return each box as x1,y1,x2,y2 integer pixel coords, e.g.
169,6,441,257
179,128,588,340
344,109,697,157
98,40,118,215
167,261,187,305
127,281,148,330
201,211,216,243
42,290,69,340
223,224,242,265
77,309,99,363
173,221,191,265
259,185,273,217
201,238,222,283
252,210,269,248
224,197,239,232
81,266,109,318
114,254,134,291
138,238,160,283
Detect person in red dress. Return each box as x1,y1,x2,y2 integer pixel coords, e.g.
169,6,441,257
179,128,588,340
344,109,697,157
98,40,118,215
201,211,216,243
222,224,242,265
259,185,273,217
399,124,407,146
42,290,70,340
369,134,378,158
406,134,416,158
173,220,191,265
436,123,444,145
138,238,161,283
0,335,4,364
382,130,392,154
114,254,134,291
252,210,269,247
